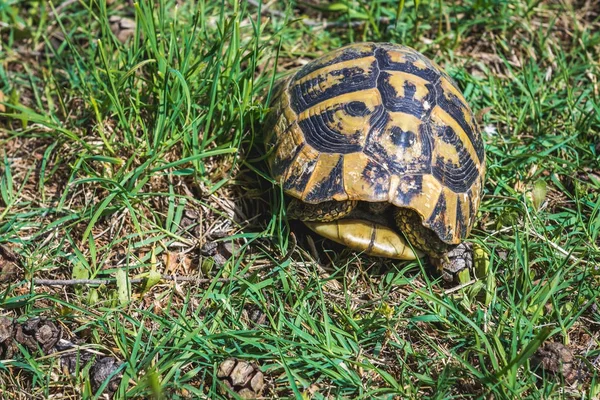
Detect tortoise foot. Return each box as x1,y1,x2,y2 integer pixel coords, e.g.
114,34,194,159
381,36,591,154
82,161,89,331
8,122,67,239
432,242,473,283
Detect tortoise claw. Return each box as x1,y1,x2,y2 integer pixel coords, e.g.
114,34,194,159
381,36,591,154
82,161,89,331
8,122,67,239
433,242,473,283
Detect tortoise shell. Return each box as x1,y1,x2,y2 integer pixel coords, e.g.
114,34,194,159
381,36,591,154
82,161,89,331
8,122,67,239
265,42,485,245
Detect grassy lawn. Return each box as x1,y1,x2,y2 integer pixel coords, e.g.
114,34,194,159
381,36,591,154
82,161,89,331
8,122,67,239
0,0,599,398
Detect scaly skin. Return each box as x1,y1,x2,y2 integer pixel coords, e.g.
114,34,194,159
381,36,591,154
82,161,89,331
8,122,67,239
393,207,451,259
393,207,463,277
287,199,358,222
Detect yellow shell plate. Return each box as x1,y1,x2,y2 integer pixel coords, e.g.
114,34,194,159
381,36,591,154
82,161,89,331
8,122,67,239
304,220,423,260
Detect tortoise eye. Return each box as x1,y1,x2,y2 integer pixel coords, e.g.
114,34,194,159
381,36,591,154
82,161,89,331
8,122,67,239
344,101,369,117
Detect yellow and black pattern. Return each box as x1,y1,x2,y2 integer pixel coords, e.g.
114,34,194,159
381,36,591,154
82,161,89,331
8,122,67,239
266,42,485,245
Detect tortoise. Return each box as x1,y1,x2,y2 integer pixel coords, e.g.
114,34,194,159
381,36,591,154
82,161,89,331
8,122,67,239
263,42,485,276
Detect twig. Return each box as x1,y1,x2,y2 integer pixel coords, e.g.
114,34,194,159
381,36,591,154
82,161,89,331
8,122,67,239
444,279,476,295
278,232,297,264
247,0,287,18
246,0,378,29
33,274,249,286
53,0,80,16
527,228,592,266
34,339,108,362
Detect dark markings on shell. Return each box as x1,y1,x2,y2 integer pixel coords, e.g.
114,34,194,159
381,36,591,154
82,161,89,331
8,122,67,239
374,46,440,83
361,107,393,168
299,107,366,154
271,142,304,180
264,90,289,146
434,82,485,163
282,151,318,194
432,155,478,194
390,127,416,147
426,191,451,243
413,122,434,172
361,160,391,199
368,104,388,130
431,126,479,193
362,112,397,170
293,45,375,81
290,66,377,114
395,175,423,205
304,156,347,203
344,101,370,117
365,222,377,253
377,72,430,117
469,184,479,217
455,197,468,239
363,114,433,175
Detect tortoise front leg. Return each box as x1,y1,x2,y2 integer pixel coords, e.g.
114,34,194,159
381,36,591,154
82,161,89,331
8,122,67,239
393,208,450,257
394,208,472,282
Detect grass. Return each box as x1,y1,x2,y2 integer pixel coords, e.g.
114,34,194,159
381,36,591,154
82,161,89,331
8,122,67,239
0,0,599,398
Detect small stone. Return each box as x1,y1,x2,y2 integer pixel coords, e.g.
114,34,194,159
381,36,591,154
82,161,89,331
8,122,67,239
249,370,264,392
60,351,94,374
0,317,16,358
15,320,38,352
221,241,236,258
90,356,122,395
238,388,257,399
201,241,219,257
531,342,578,383
217,358,265,398
0,244,20,282
217,358,237,378
248,308,267,326
180,209,201,237
35,323,61,353
0,317,14,343
109,16,136,43
230,362,254,387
